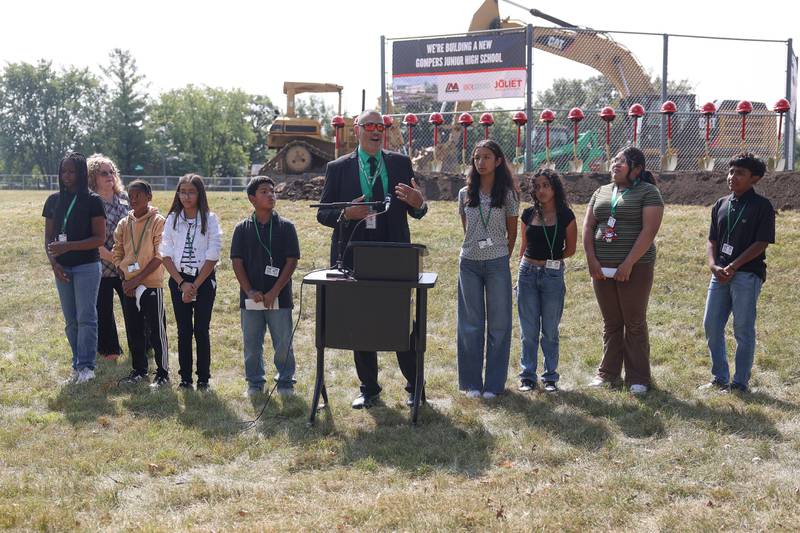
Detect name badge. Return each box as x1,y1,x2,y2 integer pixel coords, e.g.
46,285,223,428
721,243,734,256
607,217,616,228
181,265,198,276
478,237,493,249
366,209,377,230
546,259,561,270
127,262,140,273
264,265,280,277
57,233,68,242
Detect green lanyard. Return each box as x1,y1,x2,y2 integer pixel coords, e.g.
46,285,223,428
610,179,639,218
726,199,748,243
252,213,273,264
478,202,492,231
541,215,558,260
61,195,77,233
357,154,388,201
129,217,152,259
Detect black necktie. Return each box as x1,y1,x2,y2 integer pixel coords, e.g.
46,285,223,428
369,156,377,176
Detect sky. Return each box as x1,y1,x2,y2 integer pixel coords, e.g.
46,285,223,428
2,0,799,115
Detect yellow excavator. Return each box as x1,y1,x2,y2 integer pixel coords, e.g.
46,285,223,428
262,82,357,174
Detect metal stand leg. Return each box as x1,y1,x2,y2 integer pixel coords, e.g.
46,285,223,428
411,349,425,426
308,346,325,425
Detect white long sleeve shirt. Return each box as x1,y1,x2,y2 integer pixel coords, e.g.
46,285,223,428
160,211,222,269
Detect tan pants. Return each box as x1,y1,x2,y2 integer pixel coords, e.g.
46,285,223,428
592,262,655,386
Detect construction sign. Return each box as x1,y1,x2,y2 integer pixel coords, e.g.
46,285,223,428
392,30,526,104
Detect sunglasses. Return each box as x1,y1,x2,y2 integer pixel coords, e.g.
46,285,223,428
358,122,386,132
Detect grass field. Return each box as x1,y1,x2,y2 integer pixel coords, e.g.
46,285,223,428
0,190,798,532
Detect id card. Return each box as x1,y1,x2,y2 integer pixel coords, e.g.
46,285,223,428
478,237,493,249
127,262,140,273
606,216,616,228
264,265,280,277
181,265,198,276
545,259,561,270
721,243,734,256
366,209,377,230
57,233,68,242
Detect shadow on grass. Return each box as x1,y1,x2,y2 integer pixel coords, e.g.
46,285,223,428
178,389,248,437
48,379,119,426
338,403,495,476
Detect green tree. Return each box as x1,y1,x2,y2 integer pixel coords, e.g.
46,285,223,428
246,94,278,165
148,86,255,176
99,49,149,173
0,61,103,174
535,75,694,110
295,95,336,137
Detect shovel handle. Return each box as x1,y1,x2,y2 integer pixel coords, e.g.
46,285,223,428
606,122,611,145
741,114,747,142
546,123,551,150
705,116,711,142
667,114,672,140
632,118,638,145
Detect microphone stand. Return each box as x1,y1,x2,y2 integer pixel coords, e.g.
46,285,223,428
310,200,385,278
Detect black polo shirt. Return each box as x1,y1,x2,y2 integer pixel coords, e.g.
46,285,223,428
708,188,775,281
42,191,106,267
230,212,300,308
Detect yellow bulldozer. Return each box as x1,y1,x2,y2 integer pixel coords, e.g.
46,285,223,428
261,82,358,174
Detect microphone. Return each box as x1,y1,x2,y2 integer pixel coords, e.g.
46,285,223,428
383,194,391,212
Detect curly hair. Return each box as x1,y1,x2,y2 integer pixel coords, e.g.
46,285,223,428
729,152,766,178
530,168,570,221
87,153,125,194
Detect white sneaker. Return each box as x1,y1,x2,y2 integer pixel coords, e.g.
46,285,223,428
630,384,648,395
482,391,497,399
465,390,481,398
588,377,610,388
76,368,95,384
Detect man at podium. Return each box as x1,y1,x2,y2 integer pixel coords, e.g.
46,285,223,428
317,109,427,409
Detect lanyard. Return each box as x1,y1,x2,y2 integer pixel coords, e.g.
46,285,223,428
61,195,77,233
357,154,388,201
541,214,558,260
610,179,639,218
252,213,273,264
478,201,492,231
726,199,748,243
183,215,199,248
129,216,152,259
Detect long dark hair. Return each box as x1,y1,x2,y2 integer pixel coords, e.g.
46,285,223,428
530,168,570,222
167,174,209,234
465,139,516,208
57,152,89,195
618,146,656,185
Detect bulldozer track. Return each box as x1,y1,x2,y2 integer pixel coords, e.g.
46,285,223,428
261,140,334,174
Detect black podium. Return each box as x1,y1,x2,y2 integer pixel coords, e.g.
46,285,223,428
302,243,437,426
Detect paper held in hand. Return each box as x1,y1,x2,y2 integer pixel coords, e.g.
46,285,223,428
601,267,617,278
245,298,278,311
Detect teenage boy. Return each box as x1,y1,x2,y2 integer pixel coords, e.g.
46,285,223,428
112,179,170,387
701,152,775,393
230,176,300,396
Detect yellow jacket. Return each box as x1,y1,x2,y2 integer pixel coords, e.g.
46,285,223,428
112,206,166,288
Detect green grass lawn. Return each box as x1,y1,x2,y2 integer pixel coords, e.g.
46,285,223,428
1,190,798,531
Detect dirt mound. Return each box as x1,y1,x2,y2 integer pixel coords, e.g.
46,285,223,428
274,170,800,210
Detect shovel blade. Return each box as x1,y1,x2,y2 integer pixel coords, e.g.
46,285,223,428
514,162,525,175
661,153,678,172
569,159,584,173
767,157,786,172
599,160,611,172
698,156,715,172
430,159,443,173
542,160,556,171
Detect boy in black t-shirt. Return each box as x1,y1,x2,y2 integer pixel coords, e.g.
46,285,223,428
701,153,775,393
230,177,300,396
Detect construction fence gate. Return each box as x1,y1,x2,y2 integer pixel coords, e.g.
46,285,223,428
380,26,797,174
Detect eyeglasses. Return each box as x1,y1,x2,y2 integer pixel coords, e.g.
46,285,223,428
98,170,114,177
178,191,198,197
358,122,386,132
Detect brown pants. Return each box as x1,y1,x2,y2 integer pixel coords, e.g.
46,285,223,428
592,262,655,386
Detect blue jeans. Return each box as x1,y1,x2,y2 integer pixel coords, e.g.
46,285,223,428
240,308,296,390
54,262,101,371
517,261,566,383
457,255,513,394
703,271,762,387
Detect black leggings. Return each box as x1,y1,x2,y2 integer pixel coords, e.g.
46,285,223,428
96,276,124,356
168,274,217,383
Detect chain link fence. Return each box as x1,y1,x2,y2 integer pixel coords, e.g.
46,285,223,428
0,175,256,192
382,26,797,174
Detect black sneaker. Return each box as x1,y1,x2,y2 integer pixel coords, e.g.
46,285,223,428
518,379,537,392
543,381,559,393
406,389,427,407
150,374,170,388
351,392,380,409
698,379,729,392
178,380,193,390
730,382,749,393
119,371,147,385
196,381,210,391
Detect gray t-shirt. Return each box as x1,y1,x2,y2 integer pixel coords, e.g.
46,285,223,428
458,187,519,261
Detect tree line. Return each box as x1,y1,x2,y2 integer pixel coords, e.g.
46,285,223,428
0,49,335,177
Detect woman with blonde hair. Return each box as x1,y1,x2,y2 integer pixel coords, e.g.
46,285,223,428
87,154,129,360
